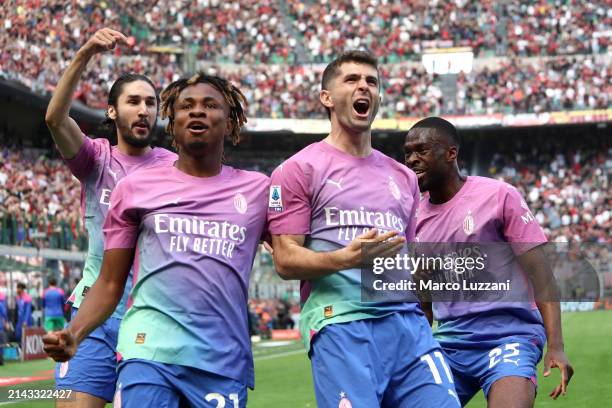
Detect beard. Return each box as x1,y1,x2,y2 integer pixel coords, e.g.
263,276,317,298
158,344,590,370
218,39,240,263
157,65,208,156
115,111,157,148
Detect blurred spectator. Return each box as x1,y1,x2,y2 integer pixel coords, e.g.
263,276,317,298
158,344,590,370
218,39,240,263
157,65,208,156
15,282,33,342
248,298,298,338
1,1,610,119
489,136,610,244
0,148,86,250
0,291,7,365
457,57,610,114
42,277,66,332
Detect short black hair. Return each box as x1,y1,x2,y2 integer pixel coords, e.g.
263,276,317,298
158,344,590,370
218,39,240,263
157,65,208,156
321,50,379,90
410,117,461,147
17,282,26,290
48,277,57,286
321,50,379,118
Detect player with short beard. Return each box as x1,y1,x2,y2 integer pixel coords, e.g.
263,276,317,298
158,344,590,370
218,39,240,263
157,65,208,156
44,73,269,408
44,28,176,408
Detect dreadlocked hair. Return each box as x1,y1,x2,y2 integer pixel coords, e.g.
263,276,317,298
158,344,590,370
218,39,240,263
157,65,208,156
160,73,248,147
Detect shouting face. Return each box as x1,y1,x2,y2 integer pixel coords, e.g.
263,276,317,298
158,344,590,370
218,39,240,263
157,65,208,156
320,62,381,132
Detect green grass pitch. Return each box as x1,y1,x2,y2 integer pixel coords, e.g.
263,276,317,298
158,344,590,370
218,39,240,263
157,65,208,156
0,311,610,407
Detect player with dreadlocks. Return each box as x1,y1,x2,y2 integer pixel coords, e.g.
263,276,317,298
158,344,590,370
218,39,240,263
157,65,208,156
43,73,270,408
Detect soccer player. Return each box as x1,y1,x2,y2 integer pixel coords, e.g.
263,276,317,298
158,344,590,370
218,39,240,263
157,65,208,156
268,51,459,407
44,73,268,408
15,282,33,343
404,117,574,407
43,277,66,332
44,28,176,407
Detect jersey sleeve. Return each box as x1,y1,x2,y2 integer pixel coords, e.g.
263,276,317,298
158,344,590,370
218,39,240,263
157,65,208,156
267,160,312,235
103,177,140,249
63,135,103,181
499,184,547,255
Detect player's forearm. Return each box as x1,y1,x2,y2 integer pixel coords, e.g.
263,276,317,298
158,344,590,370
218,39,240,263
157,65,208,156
68,278,124,344
537,300,564,350
274,245,347,280
68,248,132,343
45,50,92,157
518,247,565,350
45,50,91,127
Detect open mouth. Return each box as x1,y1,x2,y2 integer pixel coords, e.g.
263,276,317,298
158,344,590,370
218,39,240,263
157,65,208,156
187,121,209,135
352,98,370,117
132,121,149,133
412,168,427,179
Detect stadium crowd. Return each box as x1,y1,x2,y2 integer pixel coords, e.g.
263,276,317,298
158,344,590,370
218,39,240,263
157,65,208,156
489,136,610,244
1,0,610,119
288,0,610,62
457,56,611,115
0,148,86,250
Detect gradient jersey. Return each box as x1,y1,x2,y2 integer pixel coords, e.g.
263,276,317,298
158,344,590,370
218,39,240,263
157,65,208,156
65,136,176,319
43,287,65,318
416,176,547,344
268,141,421,350
104,164,269,388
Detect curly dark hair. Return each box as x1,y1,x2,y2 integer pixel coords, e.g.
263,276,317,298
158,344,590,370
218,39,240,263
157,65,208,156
160,73,248,148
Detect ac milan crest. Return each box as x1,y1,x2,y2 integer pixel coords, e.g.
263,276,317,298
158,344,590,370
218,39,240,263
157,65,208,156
388,177,401,200
463,210,475,235
234,192,248,214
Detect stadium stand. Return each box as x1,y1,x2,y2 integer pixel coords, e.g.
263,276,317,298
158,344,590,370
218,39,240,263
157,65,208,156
1,1,610,118
0,148,86,250
0,0,609,331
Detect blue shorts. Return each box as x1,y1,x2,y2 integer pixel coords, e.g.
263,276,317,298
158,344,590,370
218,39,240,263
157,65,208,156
115,359,247,408
55,307,120,402
310,312,460,408
440,336,543,406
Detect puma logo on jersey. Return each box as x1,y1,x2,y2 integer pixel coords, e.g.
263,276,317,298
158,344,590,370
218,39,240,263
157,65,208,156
324,177,343,190
108,168,118,181
161,197,181,206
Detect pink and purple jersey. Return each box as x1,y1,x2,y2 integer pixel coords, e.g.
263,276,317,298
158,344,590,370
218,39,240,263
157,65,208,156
268,141,421,349
104,164,269,388
416,176,548,344
64,136,176,318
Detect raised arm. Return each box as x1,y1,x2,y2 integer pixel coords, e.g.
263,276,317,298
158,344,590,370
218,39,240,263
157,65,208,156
45,28,128,159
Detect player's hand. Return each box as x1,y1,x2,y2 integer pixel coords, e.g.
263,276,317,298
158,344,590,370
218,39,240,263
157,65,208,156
543,348,574,399
42,329,78,362
337,228,406,269
78,28,128,58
